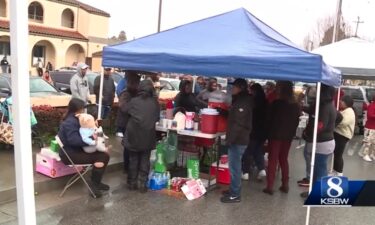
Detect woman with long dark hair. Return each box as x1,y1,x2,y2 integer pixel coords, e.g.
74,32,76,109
174,80,206,113
263,81,300,195
242,83,268,181
300,84,337,198
58,98,110,198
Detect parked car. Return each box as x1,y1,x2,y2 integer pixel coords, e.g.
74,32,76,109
0,74,71,107
341,86,375,134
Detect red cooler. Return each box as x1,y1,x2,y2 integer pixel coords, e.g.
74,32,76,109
200,108,219,134
208,101,228,132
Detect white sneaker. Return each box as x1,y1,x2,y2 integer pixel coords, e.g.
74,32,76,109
242,173,249,180
257,170,266,180
363,155,372,162
329,171,338,176
358,150,365,158
116,132,124,138
336,172,343,177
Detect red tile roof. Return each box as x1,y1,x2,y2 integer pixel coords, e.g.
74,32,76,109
0,20,88,41
58,0,110,17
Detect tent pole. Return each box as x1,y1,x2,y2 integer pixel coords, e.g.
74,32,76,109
97,67,104,120
10,0,36,224
305,82,322,225
157,0,163,32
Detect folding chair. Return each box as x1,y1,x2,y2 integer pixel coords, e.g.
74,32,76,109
55,135,97,198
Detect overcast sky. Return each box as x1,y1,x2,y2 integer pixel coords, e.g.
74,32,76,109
80,0,375,46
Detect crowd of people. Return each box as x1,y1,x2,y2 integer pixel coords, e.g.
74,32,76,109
58,64,358,201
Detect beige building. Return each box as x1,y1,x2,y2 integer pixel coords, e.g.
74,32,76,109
0,0,110,74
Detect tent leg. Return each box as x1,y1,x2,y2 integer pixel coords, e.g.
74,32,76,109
305,82,322,225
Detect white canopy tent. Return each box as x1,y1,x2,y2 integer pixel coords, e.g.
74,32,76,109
313,37,375,79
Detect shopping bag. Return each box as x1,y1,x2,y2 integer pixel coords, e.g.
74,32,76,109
0,114,13,145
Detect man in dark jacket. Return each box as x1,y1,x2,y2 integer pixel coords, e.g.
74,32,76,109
174,80,206,113
94,67,116,119
123,80,160,193
221,78,253,203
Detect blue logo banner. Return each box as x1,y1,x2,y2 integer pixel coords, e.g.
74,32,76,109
304,176,367,207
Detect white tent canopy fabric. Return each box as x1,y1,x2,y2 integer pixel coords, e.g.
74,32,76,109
313,37,375,79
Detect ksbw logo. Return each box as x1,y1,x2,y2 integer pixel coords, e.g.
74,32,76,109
320,176,349,205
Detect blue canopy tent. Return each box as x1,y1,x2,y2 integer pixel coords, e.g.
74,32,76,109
102,8,341,225
102,8,341,86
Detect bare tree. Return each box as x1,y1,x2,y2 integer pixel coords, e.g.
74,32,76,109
118,31,127,42
303,15,352,51
108,31,128,45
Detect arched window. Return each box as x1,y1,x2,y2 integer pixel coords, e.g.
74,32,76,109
61,8,74,28
28,2,43,22
0,0,6,17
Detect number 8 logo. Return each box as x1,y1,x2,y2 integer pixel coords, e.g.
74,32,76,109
327,177,343,198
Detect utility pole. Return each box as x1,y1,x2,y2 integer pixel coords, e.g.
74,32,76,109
353,16,364,37
157,0,163,33
331,0,343,43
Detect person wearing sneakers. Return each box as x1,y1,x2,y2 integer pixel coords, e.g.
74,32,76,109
263,81,300,195
242,83,268,181
362,94,375,161
332,96,355,176
220,78,253,203
300,84,337,198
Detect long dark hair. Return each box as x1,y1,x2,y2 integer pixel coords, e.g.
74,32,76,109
276,81,295,103
126,71,141,97
250,83,267,106
63,98,85,120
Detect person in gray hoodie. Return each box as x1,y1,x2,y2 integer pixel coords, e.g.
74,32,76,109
123,79,160,193
70,62,90,104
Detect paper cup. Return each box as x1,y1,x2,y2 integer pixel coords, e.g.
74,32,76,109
162,119,168,128
167,119,173,129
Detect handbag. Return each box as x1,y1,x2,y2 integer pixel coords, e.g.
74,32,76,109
0,112,13,145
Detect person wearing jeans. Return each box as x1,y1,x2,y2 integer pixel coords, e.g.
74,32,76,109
228,145,247,197
263,81,300,195
297,144,312,187
300,84,337,198
220,78,253,203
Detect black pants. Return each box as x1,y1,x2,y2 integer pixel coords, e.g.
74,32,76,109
60,150,110,183
242,139,265,173
333,132,349,173
128,150,151,187
123,146,129,172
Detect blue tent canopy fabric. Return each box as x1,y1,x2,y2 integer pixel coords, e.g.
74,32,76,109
103,8,341,86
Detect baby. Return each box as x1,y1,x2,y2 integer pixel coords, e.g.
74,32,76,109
76,113,108,153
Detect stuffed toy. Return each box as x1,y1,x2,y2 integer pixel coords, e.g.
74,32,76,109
76,113,107,153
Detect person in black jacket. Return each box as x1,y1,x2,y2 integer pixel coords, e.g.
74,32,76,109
300,84,337,198
242,83,268,181
263,81,300,195
174,80,206,113
94,67,116,119
58,98,110,198
220,78,253,203
123,80,160,193
117,72,141,173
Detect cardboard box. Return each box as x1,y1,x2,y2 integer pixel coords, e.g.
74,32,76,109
36,153,82,178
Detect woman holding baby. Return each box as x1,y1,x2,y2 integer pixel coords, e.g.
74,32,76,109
58,98,110,198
